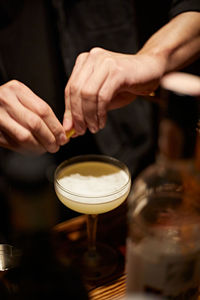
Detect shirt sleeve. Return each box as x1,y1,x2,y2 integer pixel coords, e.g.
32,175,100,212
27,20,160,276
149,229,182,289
169,0,200,19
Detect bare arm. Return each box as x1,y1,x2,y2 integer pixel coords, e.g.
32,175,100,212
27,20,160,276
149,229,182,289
138,12,200,72
64,11,200,135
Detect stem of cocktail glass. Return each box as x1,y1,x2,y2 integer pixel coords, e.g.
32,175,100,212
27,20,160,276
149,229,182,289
86,214,98,256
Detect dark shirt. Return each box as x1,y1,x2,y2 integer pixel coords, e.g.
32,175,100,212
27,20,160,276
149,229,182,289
0,0,199,177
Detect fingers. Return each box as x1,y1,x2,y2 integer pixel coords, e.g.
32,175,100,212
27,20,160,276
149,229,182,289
82,60,110,132
13,81,67,146
65,48,120,134
4,96,59,153
0,80,68,154
64,52,91,135
0,108,46,154
0,132,46,155
64,49,163,136
63,87,73,130
96,65,123,129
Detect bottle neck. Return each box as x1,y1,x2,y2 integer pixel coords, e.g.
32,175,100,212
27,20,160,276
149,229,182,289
157,118,185,163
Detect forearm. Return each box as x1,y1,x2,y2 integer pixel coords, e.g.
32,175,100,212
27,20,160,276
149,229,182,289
138,11,200,74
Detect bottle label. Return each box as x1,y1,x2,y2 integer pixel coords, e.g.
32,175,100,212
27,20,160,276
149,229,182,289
126,238,200,299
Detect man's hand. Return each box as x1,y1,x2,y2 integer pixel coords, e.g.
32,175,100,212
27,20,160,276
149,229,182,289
63,12,200,137
63,47,162,136
0,80,68,154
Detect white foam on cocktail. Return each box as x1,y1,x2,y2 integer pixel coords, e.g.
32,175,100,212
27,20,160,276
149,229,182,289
57,170,129,203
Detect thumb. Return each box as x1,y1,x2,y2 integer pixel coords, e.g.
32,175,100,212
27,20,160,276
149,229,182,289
63,111,76,139
63,109,73,131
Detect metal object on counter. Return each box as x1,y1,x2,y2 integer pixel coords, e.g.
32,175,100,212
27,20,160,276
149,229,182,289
0,244,21,271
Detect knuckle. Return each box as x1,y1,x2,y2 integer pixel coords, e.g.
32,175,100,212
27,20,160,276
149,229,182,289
98,91,109,104
7,79,23,91
69,83,78,96
37,101,51,118
17,130,31,144
51,124,62,137
73,111,84,123
0,81,23,105
89,47,103,55
81,88,95,101
75,52,88,64
28,115,42,133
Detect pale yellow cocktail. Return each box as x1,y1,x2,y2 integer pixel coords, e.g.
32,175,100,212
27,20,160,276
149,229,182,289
55,161,130,214
54,155,131,281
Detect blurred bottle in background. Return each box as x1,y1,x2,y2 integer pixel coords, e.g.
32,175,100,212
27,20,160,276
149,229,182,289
126,72,200,299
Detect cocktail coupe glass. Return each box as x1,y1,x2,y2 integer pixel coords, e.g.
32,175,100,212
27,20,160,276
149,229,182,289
54,154,131,281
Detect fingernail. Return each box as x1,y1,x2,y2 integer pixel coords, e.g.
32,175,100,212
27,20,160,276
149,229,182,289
90,127,98,134
58,133,67,145
63,118,72,131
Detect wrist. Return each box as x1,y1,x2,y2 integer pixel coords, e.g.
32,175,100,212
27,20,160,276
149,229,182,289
137,46,169,77
126,52,167,96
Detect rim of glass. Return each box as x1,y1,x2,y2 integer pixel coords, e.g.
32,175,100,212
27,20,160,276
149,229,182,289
54,154,131,199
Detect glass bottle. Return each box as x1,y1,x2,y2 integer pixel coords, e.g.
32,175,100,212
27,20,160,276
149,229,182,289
126,72,200,299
